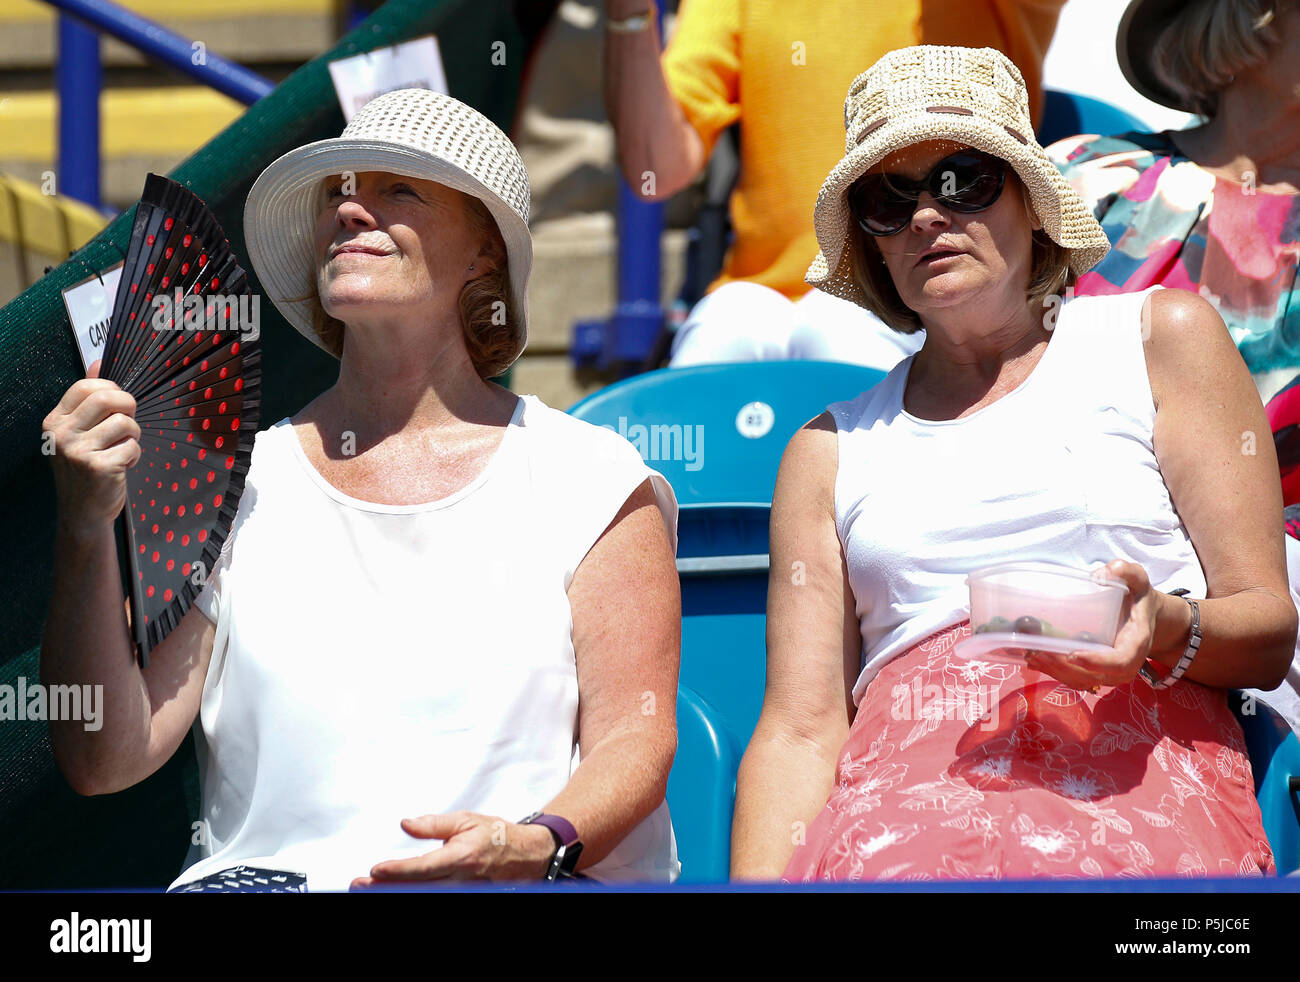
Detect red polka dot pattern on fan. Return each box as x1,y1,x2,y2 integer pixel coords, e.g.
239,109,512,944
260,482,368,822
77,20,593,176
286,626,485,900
100,173,261,666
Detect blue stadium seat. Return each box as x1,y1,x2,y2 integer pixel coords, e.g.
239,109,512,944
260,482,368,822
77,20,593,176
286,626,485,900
669,510,768,882
676,503,769,747
669,686,739,884
571,361,887,881
568,361,887,506
1230,693,1300,875
1038,88,1151,147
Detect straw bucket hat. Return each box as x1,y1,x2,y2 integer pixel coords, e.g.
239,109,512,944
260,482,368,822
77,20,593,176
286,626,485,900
243,87,532,368
805,46,1111,309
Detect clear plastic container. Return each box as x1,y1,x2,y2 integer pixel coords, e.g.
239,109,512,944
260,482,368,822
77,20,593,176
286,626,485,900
956,561,1129,662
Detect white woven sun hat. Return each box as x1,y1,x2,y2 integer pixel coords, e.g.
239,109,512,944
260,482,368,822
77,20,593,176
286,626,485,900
243,87,532,369
806,45,1111,309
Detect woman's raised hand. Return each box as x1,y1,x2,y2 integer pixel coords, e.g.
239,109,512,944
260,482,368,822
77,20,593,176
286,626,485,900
1022,559,1170,692
42,359,142,541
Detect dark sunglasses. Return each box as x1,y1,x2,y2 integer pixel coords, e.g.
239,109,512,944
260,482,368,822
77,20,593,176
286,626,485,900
849,149,1008,236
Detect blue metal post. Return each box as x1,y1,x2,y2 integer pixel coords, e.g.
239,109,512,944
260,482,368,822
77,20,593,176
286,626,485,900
45,0,274,105
611,181,664,365
57,13,100,208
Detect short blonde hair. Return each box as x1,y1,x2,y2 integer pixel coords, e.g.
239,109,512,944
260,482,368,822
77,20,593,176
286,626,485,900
303,183,519,379
1151,0,1283,118
845,173,1074,333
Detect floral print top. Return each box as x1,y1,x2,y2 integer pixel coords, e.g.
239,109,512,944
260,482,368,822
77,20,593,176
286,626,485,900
1048,131,1300,401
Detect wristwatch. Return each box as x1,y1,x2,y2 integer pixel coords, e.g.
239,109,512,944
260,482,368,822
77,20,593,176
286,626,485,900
518,811,584,881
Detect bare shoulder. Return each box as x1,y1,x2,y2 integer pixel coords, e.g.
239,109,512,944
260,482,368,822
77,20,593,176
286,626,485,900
1144,287,1227,336
1142,288,1242,409
774,412,839,513
569,477,676,613
595,478,667,544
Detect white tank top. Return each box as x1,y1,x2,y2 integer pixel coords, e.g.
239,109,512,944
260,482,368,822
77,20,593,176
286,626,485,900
171,394,681,890
828,286,1207,705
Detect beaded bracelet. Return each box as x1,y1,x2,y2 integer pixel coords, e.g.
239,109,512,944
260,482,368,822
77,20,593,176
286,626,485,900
1139,588,1201,690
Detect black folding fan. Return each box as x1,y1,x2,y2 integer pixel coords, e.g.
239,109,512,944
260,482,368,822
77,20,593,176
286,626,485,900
97,173,261,666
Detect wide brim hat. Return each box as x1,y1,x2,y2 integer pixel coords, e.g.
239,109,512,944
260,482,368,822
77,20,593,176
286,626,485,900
806,45,1111,309
1116,0,1194,112
243,87,532,369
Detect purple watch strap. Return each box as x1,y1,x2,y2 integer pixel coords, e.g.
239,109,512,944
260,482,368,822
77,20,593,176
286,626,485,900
525,813,580,847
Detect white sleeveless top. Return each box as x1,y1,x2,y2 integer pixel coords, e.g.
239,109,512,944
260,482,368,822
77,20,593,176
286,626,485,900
170,394,681,890
828,286,1207,705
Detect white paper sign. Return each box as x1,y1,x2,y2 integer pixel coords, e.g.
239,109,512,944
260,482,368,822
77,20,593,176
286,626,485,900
60,262,123,373
328,35,449,123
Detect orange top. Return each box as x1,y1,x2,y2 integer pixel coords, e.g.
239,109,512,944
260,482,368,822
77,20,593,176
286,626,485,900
663,0,1067,299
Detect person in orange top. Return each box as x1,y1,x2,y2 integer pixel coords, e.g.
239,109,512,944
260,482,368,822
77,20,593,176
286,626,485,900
603,0,1067,367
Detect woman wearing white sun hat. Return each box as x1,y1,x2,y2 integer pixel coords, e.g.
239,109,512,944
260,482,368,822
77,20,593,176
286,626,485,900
42,87,682,890
732,45,1295,881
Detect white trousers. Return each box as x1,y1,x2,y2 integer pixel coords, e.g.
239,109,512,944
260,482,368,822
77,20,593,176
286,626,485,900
668,281,925,370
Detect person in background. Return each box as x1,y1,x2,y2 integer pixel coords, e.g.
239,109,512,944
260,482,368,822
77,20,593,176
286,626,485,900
603,0,1067,368
733,46,1294,881
1047,0,1300,739
1048,0,1300,401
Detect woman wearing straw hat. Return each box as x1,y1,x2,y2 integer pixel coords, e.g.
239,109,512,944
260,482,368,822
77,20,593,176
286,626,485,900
731,46,1296,880
41,88,681,890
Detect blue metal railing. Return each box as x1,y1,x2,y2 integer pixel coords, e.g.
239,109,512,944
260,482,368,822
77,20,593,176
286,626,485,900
56,14,101,208
45,0,276,209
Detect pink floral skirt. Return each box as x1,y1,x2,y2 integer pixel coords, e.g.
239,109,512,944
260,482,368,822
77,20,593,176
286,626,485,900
783,620,1275,881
